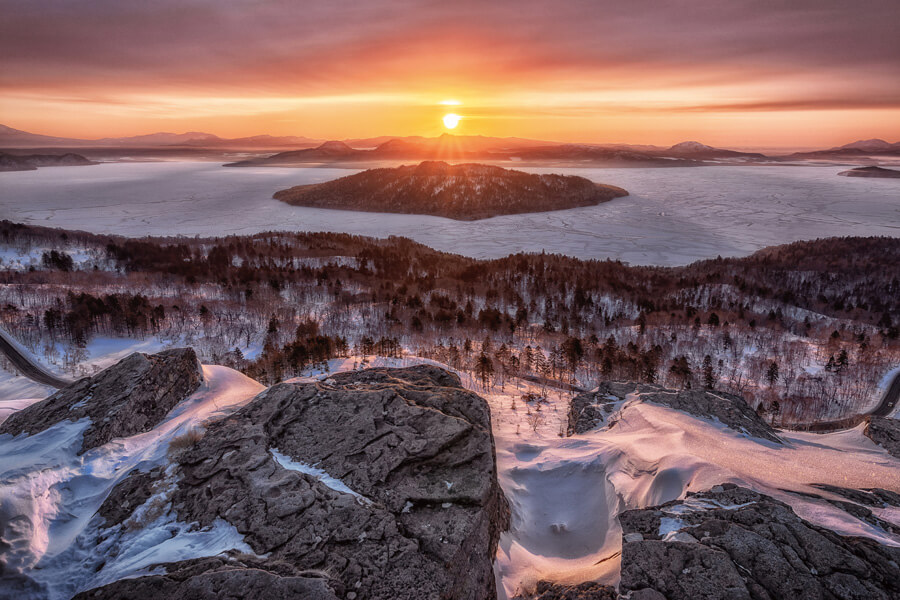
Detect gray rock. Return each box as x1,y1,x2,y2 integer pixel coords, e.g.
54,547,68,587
809,483,900,508
864,417,900,459
0,348,202,453
83,365,509,600
567,382,666,435
512,580,617,599
629,590,666,600
72,554,341,599
569,381,781,443
618,484,900,600
622,540,752,600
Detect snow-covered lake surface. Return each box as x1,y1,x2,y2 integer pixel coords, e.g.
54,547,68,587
1,161,897,265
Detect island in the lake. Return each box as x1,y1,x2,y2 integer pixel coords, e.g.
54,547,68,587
273,161,628,220
837,165,900,178
0,151,95,172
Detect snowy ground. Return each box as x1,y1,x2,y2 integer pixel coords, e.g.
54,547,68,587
0,365,264,599
0,246,112,272
482,381,900,598
284,355,900,598
1,352,898,599
1,161,898,265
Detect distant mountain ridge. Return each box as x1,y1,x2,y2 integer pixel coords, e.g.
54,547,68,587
0,151,95,172
0,124,322,149
5,123,899,161
663,140,766,160
790,138,900,159
225,137,742,167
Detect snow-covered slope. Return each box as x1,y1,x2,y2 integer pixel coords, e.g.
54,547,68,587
280,355,900,598
1,354,898,599
0,365,264,599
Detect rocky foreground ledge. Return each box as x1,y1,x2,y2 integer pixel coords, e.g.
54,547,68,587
0,348,203,452
521,484,900,600
73,363,509,599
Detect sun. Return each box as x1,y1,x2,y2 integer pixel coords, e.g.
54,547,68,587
442,113,461,129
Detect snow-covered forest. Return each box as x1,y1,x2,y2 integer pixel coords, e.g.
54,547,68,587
1,221,897,425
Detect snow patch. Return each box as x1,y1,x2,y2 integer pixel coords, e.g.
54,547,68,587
0,365,264,598
270,448,372,505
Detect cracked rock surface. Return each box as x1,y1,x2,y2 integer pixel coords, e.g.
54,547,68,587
568,381,781,443
618,484,900,600
0,348,202,452
512,580,618,599
864,416,900,459
82,365,509,600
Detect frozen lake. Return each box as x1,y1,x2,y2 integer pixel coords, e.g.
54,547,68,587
0,161,897,265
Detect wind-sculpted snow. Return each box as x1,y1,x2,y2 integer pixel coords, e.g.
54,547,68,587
82,365,509,600
0,363,264,599
1,162,898,265
1,351,898,599
250,356,900,598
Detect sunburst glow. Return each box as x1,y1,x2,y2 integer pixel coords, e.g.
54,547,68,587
442,113,461,129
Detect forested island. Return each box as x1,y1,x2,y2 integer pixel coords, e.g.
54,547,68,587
273,161,628,220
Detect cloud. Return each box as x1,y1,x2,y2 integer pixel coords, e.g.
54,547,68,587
1,0,898,142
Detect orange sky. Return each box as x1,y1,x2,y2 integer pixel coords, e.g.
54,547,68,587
2,0,899,147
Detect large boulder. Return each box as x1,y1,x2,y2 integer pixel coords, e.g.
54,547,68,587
864,416,900,459
0,348,202,452
618,484,900,600
568,381,781,443
81,365,509,600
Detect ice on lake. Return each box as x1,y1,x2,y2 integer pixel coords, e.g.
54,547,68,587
0,161,897,265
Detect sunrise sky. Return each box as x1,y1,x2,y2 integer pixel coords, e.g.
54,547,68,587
2,0,899,147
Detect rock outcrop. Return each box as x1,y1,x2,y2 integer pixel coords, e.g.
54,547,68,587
864,416,900,459
273,161,628,220
82,365,509,600
809,483,900,508
618,484,900,600
568,382,781,443
73,554,341,600
567,382,658,435
0,348,202,452
513,580,618,599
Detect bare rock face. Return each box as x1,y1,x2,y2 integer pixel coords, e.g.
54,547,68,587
0,348,202,452
73,555,341,600
512,580,618,599
864,416,900,459
618,484,900,600
568,381,781,443
809,483,900,508
82,365,509,600
567,382,660,435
